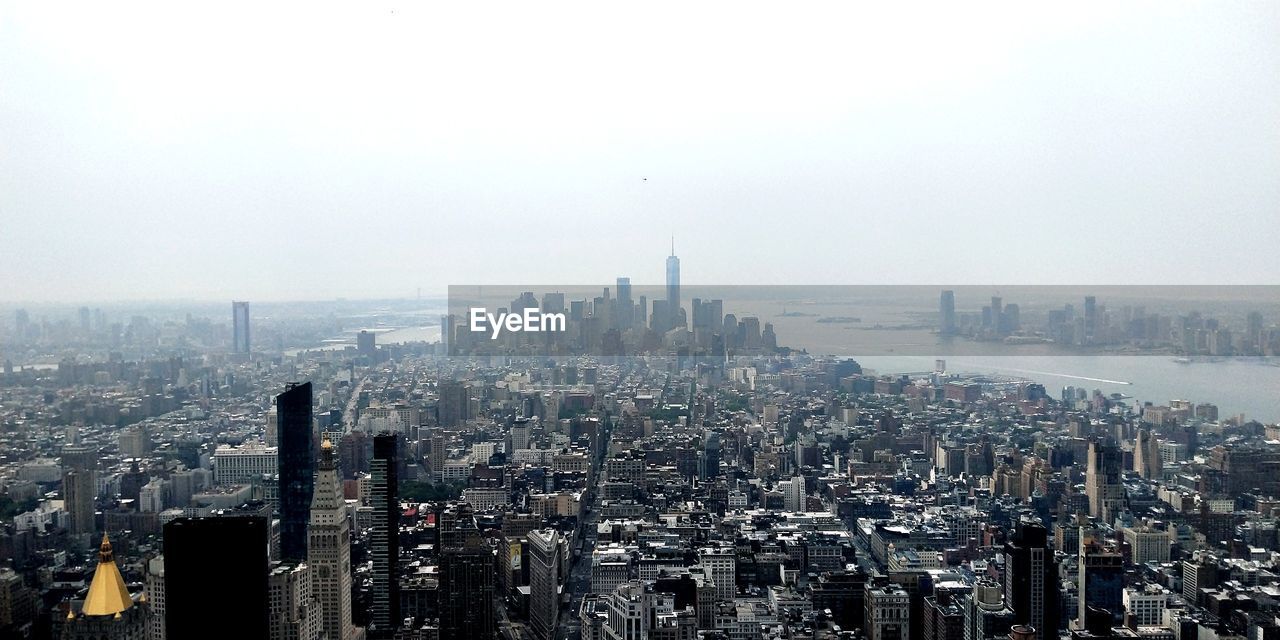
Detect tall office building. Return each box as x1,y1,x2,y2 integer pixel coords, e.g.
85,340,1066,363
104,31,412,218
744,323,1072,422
1077,530,1124,628
665,240,680,330
437,380,469,428
309,439,355,640
865,583,911,640
277,382,315,562
940,290,957,335
368,433,400,638
1133,429,1162,479
990,296,1003,332
528,529,563,640
1085,439,1126,521
233,300,251,354
603,581,657,640
780,476,806,513
428,432,446,483
1181,552,1218,605
963,579,1015,640
812,570,869,632
616,277,633,328
356,330,376,362
144,555,165,640
268,562,320,640
1003,519,1059,640
62,444,97,536
701,432,722,480
697,547,735,601
1003,303,1020,333
164,517,270,640
1083,296,1097,344
439,516,496,640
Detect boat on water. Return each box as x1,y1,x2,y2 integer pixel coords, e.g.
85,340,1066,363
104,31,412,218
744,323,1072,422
1173,357,1192,364
1003,335,1052,345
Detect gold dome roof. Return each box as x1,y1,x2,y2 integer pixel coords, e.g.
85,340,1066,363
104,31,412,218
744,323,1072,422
82,534,134,617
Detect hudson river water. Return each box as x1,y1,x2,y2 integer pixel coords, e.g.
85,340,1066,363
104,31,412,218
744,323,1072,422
854,355,1280,424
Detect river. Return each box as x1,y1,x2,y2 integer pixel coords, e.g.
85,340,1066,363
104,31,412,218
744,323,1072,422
853,354,1280,424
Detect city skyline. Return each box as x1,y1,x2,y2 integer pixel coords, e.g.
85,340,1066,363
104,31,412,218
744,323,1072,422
2,4,1279,640
4,304,1280,639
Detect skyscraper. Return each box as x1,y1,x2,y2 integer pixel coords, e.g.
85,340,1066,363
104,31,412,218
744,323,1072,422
164,516,270,640
438,516,496,640
616,277,633,329
1083,296,1097,344
429,432,446,483
665,240,680,331
437,380,469,428
309,439,355,640
357,330,376,362
1003,519,1059,640
61,444,97,536
368,433,400,638
1085,439,1125,521
268,562,320,640
144,555,165,640
528,529,563,640
701,431,722,480
781,476,805,513
277,382,315,562
939,290,956,335
233,300,251,354
865,583,911,640
1133,429,1162,479
603,581,656,640
1077,529,1124,628
963,579,1014,640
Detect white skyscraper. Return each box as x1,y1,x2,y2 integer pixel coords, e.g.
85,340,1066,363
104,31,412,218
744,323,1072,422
145,555,166,640
781,476,806,513
308,439,355,640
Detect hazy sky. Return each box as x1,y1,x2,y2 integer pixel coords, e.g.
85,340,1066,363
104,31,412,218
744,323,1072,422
2,2,1277,303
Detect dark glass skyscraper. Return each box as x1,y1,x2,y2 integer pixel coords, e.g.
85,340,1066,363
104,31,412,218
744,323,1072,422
439,515,495,640
164,516,269,640
277,381,314,562
1003,519,1059,640
1078,530,1124,627
368,432,400,638
232,300,251,353
701,431,722,480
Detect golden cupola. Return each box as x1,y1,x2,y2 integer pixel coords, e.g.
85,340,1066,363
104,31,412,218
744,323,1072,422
81,534,134,617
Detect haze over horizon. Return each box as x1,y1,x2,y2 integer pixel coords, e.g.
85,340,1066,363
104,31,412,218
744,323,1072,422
3,2,1278,303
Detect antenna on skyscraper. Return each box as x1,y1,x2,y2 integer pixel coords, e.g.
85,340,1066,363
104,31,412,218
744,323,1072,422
671,235,675,257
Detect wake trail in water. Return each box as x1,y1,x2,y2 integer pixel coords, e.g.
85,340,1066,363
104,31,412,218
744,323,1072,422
953,362,1132,385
